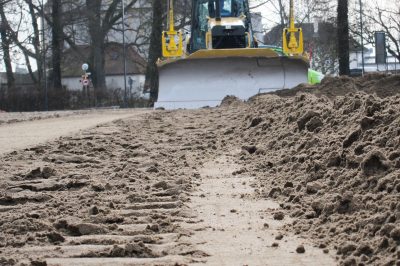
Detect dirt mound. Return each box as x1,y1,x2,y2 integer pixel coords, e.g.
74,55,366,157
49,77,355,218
224,78,400,265
270,73,400,99
220,95,243,107
359,73,400,97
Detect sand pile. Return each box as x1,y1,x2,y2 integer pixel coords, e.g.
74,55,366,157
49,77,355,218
272,73,400,99
220,95,243,107
224,75,400,265
0,74,399,265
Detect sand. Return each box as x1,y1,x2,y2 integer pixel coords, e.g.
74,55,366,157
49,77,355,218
0,109,150,155
0,73,399,266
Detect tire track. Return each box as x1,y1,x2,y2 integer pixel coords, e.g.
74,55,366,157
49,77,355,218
0,111,211,266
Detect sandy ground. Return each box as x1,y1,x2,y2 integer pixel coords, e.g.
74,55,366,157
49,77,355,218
0,110,97,124
0,109,150,155
0,74,399,266
189,155,335,266
0,108,335,266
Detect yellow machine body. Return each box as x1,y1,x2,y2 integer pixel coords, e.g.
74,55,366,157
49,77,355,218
282,0,304,55
162,0,184,57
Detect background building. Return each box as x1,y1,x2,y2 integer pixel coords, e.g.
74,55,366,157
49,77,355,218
61,43,147,97
350,48,400,73
43,0,151,94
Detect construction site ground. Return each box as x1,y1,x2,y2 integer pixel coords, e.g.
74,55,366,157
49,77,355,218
0,74,399,266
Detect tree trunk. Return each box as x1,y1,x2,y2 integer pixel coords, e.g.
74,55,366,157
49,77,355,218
26,0,43,88
0,4,15,91
145,0,164,104
337,0,350,75
90,40,107,102
86,0,107,104
51,0,64,108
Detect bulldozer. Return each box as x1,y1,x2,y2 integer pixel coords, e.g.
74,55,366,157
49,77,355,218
155,0,309,109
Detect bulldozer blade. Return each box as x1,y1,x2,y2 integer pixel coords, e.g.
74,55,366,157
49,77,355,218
155,56,308,109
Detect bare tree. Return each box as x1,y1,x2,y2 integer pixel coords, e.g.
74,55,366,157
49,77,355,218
1,0,46,87
0,2,15,90
175,0,192,30
144,0,164,103
84,0,139,103
51,0,64,101
0,0,49,90
1,0,157,110
375,7,400,62
0,0,45,110
351,1,400,62
253,0,333,29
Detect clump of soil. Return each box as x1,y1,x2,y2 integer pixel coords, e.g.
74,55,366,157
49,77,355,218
220,95,243,107
223,74,400,265
271,73,400,99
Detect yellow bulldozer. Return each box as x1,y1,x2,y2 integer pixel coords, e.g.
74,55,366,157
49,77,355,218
155,0,310,109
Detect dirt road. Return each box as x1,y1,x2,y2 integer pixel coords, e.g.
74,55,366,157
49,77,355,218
0,109,150,155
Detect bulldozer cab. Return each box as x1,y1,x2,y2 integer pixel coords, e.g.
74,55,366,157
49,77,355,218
189,0,253,52
208,0,245,17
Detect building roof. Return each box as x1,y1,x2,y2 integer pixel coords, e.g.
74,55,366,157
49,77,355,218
62,42,147,77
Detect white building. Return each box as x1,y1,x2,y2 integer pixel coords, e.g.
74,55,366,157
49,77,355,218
61,42,146,98
42,0,151,95
350,47,400,73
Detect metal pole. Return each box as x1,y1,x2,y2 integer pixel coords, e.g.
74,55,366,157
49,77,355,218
122,0,127,108
359,0,365,75
167,0,170,29
386,46,389,73
41,0,48,111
